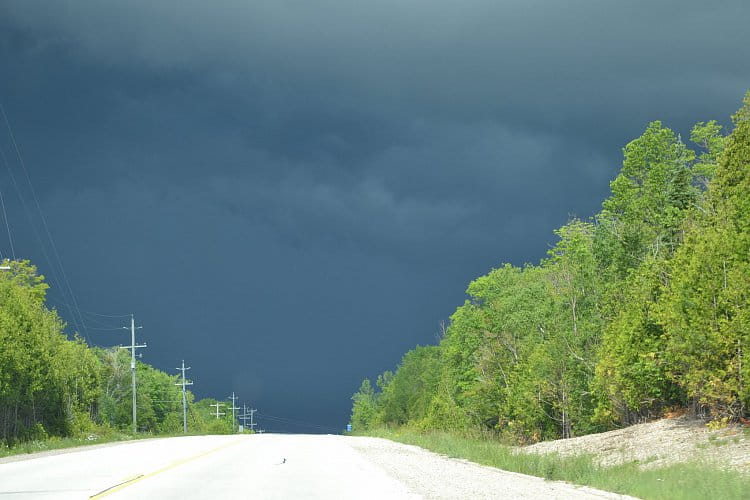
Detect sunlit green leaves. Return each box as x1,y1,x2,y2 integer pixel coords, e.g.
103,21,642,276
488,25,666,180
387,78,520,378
351,92,750,442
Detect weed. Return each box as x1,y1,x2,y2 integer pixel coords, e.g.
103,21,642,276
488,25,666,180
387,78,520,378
366,428,750,500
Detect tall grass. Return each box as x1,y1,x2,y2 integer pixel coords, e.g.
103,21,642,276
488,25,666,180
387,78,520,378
366,428,750,500
0,427,215,460
0,430,134,459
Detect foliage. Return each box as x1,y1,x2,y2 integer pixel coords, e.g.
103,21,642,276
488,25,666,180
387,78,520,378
0,260,100,445
351,91,750,444
661,93,750,420
0,260,238,448
368,427,750,500
595,258,681,425
375,346,441,427
350,378,378,431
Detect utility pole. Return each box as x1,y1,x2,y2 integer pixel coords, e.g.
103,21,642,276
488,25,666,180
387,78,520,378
209,402,225,419
239,403,249,429
120,314,145,434
249,408,257,432
175,360,193,434
239,405,257,432
228,392,240,433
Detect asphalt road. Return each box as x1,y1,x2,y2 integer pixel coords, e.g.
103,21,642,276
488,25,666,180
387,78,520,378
0,434,631,499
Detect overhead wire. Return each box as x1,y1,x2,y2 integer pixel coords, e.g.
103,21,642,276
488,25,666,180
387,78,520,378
47,292,132,338
66,307,137,338
77,309,133,329
0,162,14,260
73,309,135,336
0,139,83,336
76,314,124,329
0,101,88,339
78,309,133,318
255,413,341,433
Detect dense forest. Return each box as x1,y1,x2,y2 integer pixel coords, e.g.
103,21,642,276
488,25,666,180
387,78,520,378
351,92,750,443
0,260,235,447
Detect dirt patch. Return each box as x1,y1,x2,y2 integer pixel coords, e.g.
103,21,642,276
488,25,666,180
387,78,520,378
521,416,750,471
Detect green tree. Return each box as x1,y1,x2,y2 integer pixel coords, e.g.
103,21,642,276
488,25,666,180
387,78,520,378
595,257,684,425
662,93,750,420
593,120,706,425
376,346,441,426
542,220,604,437
347,91,750,443
350,378,378,431
690,120,727,186
599,121,697,276
440,264,554,431
0,260,100,444
188,398,233,434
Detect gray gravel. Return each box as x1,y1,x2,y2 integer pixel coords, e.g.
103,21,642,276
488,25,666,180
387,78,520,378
523,416,750,470
349,436,636,499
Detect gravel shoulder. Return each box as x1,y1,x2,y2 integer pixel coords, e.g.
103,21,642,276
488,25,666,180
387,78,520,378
522,416,750,470
349,436,635,499
1,434,632,500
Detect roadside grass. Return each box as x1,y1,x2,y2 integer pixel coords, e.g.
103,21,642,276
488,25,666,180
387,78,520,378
0,430,135,459
0,428,235,460
365,428,750,500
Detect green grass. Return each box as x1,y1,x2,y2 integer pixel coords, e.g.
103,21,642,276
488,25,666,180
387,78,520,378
0,428,232,459
0,431,137,459
365,428,750,500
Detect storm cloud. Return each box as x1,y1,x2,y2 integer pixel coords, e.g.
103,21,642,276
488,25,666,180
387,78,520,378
1,0,748,430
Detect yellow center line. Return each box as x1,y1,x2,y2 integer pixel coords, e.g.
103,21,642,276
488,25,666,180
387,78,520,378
90,438,244,498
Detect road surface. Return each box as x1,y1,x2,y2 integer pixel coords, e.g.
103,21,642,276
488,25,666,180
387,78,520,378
0,434,631,499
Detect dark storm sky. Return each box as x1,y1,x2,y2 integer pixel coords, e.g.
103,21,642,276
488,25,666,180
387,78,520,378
1,1,748,432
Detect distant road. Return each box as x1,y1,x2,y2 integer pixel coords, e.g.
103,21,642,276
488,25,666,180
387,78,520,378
0,434,631,499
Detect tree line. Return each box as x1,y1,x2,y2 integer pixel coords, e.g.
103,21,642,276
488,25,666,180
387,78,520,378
0,260,235,446
351,92,750,443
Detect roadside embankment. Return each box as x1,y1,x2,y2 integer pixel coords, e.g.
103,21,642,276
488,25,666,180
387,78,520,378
523,415,750,471
366,417,750,500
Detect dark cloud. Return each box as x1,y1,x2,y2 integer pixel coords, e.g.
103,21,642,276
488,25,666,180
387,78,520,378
0,0,748,431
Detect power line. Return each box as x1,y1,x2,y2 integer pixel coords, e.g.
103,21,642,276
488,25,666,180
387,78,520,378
78,309,133,318
257,417,337,432
0,168,14,260
0,103,86,338
255,414,341,433
75,309,137,333
45,301,135,332
43,291,91,337
76,315,124,329
0,148,83,335
75,310,137,330
1,103,88,338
